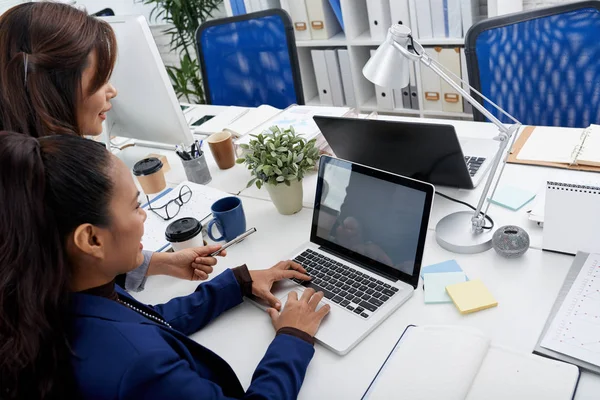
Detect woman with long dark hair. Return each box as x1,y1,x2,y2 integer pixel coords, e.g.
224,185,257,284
0,132,330,399
0,1,217,290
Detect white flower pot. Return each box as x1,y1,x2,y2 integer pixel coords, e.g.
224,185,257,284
265,179,303,215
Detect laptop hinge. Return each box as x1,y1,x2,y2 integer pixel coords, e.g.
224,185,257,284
318,246,399,283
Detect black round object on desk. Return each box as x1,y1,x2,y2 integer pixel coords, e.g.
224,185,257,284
165,217,202,243
133,157,163,176
492,225,530,258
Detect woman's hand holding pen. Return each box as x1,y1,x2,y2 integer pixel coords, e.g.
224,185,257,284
147,245,227,281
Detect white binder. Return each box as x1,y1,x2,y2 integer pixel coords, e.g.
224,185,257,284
337,49,357,107
461,0,479,35
366,0,392,41
389,0,412,31
305,0,342,40
311,50,333,105
460,48,473,115
438,47,463,113
414,0,433,39
409,63,418,110
429,0,447,38
280,0,311,40
421,47,443,112
447,0,463,38
371,49,395,110
324,49,345,106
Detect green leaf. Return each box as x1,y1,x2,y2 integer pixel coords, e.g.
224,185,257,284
295,153,304,163
235,158,245,164
239,143,249,149
273,166,282,175
276,147,287,152
246,178,257,188
256,165,264,173
268,142,275,151
270,151,278,158
256,180,263,189
277,158,283,168
276,176,285,182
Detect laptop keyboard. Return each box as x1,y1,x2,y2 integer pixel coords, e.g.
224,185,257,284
291,249,399,319
464,156,486,177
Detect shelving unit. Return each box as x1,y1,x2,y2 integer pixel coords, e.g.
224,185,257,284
225,0,526,120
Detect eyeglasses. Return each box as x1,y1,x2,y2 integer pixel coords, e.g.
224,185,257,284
147,185,192,221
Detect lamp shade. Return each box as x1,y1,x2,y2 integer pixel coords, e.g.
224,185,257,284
362,25,412,89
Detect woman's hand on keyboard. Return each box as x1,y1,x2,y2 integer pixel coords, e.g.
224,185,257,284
249,260,311,310
267,288,330,337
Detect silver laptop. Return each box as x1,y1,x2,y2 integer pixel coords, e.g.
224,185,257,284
313,116,498,190
249,156,434,355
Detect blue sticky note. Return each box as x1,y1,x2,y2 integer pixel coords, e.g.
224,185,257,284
488,186,536,211
424,272,468,304
421,259,464,279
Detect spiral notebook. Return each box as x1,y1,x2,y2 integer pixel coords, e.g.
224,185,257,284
542,181,600,255
508,126,600,172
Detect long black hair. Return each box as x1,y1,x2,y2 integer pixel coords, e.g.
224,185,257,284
0,132,113,398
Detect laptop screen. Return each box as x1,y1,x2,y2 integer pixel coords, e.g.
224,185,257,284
311,156,434,288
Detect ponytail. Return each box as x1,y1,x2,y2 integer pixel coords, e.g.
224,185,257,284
0,132,113,398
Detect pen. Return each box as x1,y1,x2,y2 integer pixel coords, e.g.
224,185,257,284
210,227,257,256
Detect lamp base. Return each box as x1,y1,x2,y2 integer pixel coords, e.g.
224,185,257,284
435,211,493,254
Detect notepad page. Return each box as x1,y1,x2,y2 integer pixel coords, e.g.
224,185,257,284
577,124,600,166
466,345,579,400
517,127,582,163
364,326,490,400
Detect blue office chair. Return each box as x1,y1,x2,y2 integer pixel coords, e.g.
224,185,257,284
465,1,600,128
92,8,115,17
196,9,304,108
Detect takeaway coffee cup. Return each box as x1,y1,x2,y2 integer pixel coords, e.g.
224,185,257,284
165,217,207,251
133,157,166,195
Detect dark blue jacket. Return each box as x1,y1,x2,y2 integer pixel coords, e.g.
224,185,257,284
68,269,314,399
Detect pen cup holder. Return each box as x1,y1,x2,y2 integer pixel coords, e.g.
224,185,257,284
181,153,212,185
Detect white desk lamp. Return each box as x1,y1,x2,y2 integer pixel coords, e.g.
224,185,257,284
363,24,522,254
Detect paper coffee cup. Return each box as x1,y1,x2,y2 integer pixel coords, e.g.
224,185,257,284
165,217,207,252
133,157,166,195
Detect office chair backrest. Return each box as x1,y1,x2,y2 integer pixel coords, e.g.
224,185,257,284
92,8,115,17
466,1,600,128
196,9,304,108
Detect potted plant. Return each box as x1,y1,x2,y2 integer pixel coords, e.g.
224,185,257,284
139,0,223,103
236,126,319,215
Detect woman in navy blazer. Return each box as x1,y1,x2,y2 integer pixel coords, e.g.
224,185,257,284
0,132,330,399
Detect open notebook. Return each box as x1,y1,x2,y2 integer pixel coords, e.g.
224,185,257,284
517,124,600,166
362,325,579,400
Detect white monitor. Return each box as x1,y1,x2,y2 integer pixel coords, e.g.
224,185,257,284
100,15,193,147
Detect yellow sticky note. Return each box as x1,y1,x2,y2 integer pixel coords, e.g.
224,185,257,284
445,279,498,314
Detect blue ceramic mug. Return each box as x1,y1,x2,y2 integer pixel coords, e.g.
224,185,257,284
207,197,246,242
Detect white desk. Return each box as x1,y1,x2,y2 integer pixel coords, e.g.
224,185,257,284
124,106,600,399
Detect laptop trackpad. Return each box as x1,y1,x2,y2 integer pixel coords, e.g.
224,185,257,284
248,279,299,310
279,287,329,313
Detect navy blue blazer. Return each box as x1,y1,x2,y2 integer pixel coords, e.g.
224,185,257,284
69,269,315,399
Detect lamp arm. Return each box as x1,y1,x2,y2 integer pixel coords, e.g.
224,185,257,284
416,51,509,136
391,41,523,231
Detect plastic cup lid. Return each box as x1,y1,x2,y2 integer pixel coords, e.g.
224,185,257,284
133,157,163,176
165,217,202,243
